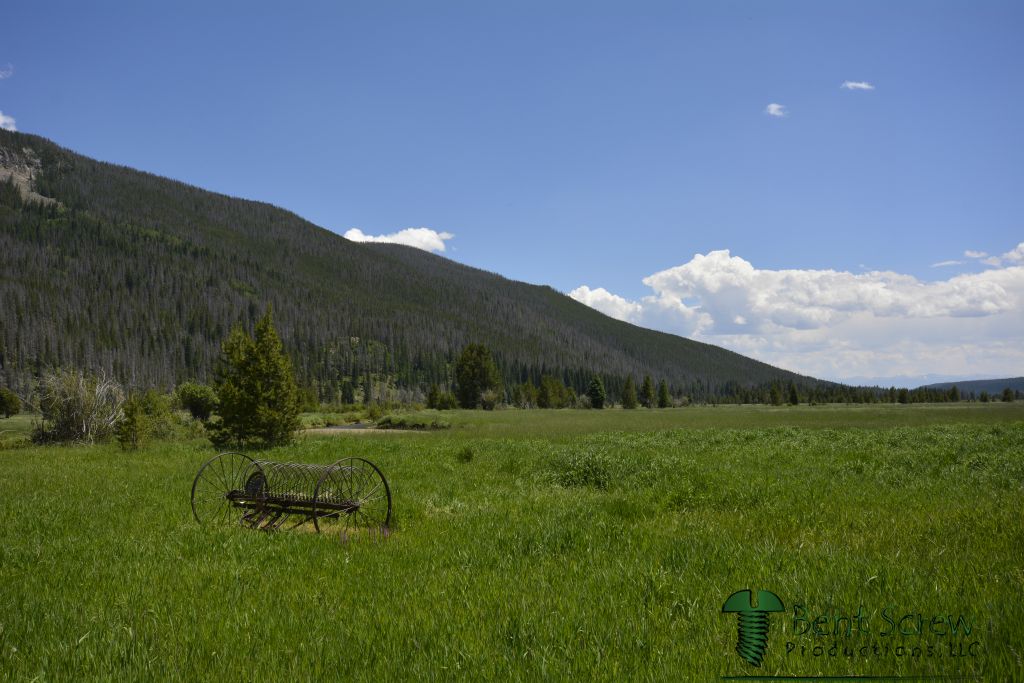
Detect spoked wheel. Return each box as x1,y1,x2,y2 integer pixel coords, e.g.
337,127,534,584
191,452,265,527
312,457,392,541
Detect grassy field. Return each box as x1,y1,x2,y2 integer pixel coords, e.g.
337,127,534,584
1,404,1022,680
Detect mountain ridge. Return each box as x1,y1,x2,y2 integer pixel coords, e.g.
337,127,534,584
0,128,838,403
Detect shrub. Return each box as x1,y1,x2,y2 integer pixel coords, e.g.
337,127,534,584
456,446,474,463
176,381,218,421
0,387,21,418
32,369,125,444
116,394,150,451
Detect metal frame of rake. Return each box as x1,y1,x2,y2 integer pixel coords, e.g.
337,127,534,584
191,453,392,540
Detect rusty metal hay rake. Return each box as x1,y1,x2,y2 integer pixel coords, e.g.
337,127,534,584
191,453,391,540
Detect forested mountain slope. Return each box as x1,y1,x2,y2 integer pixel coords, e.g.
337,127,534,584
0,129,833,402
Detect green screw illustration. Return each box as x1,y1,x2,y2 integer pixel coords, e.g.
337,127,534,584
722,589,785,667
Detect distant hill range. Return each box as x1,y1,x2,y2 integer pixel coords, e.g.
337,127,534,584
918,378,1024,394
0,129,841,403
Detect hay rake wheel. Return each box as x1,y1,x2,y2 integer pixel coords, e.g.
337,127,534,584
312,457,393,542
190,452,266,527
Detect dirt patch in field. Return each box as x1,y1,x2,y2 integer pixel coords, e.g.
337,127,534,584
304,426,425,435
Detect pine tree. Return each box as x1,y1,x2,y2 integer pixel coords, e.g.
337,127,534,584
640,374,655,408
587,375,606,409
454,344,501,409
948,385,960,402
427,383,441,409
769,384,783,406
657,379,670,408
1001,387,1014,403
621,376,638,409
788,382,799,406
209,308,300,448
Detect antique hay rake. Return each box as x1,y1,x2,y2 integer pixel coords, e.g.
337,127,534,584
191,452,392,540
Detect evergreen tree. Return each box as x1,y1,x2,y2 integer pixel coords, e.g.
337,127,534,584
208,309,300,448
897,388,910,404
979,391,990,403
116,394,150,451
769,384,783,406
1001,387,1014,403
454,344,501,409
426,383,441,409
640,374,655,408
0,387,20,418
587,375,606,409
621,376,638,409
948,385,960,402
657,379,670,408
788,382,799,406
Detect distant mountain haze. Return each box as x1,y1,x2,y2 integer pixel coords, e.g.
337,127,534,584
0,129,836,402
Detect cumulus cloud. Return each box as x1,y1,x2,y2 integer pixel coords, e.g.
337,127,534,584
569,247,1024,381
344,227,454,253
568,286,643,323
0,111,15,131
841,81,875,90
765,103,787,117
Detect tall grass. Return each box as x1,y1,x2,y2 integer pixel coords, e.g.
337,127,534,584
1,405,1021,680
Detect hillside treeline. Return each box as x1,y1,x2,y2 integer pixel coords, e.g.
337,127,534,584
1,129,838,403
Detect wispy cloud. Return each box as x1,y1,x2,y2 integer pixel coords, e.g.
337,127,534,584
0,64,13,80
962,244,1024,268
931,260,962,268
765,103,787,117
841,81,875,91
569,245,1024,381
343,227,454,253
0,111,15,131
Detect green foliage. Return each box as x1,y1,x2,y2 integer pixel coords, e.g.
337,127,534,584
769,384,783,406
586,375,606,409
454,344,502,409
511,381,539,408
788,382,800,406
376,414,451,430
208,309,300,448
116,394,150,451
640,374,655,408
537,375,571,409
949,385,960,402
176,381,218,421
657,379,670,408
980,391,990,403
455,445,475,463
426,383,441,409
31,369,125,444
621,376,638,409
1001,387,1014,402
0,387,20,418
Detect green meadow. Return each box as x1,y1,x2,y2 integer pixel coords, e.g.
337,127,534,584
2,404,1022,680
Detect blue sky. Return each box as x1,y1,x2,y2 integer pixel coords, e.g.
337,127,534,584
2,1,1021,384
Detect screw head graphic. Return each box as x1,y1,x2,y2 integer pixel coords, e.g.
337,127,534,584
722,589,785,668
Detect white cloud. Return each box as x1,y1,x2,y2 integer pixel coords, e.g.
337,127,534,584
0,64,12,80
1003,242,1024,263
765,103,787,117
569,247,1024,381
964,250,988,259
568,286,643,323
841,81,875,90
343,227,454,253
931,260,962,267
0,111,15,131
